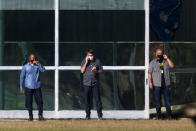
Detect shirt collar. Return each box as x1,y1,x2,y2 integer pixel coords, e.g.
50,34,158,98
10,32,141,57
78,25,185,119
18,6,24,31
28,62,34,66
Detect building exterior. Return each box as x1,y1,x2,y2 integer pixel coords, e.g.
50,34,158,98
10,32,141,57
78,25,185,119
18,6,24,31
0,0,195,119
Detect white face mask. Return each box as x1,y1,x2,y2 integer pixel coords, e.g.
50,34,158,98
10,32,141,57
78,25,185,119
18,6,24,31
88,56,94,61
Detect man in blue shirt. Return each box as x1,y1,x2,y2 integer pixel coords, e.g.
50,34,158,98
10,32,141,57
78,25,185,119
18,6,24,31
20,53,45,121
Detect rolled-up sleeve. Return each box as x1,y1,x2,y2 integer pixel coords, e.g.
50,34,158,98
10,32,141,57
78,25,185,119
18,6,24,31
149,61,153,73
81,59,85,67
37,63,45,72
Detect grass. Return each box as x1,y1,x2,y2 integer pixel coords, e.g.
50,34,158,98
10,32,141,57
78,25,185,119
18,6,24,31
0,119,195,131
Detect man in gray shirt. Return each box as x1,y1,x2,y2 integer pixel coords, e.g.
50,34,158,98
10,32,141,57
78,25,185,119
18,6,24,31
149,48,174,119
81,49,103,120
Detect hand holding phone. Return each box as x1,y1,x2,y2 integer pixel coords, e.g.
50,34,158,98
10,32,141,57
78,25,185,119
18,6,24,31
33,60,39,64
92,66,97,72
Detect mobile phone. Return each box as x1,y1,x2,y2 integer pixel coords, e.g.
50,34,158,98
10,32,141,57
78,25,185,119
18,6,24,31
96,66,99,70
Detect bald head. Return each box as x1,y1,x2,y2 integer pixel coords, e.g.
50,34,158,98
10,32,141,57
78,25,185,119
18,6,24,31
29,53,36,63
155,49,163,57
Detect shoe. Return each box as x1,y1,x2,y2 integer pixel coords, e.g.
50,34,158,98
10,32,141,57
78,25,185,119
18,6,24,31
29,116,33,121
38,115,45,121
98,117,103,120
155,116,162,120
85,116,91,120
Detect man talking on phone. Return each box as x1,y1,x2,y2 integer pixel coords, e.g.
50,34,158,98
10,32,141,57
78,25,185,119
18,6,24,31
149,49,174,120
81,49,103,120
20,53,45,121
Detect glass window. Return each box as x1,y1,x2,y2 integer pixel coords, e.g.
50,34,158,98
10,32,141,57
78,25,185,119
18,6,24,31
60,0,144,10
0,10,54,66
150,43,196,108
170,72,196,105
59,70,145,110
59,10,144,42
0,0,54,10
0,71,54,110
150,43,196,68
59,42,144,66
150,0,196,42
0,43,54,66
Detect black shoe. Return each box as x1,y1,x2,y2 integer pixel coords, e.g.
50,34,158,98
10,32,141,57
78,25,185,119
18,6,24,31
155,116,162,120
85,116,91,120
29,116,33,121
38,115,45,121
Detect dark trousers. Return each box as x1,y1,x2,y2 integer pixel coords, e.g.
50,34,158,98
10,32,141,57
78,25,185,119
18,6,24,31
25,87,43,117
84,84,103,118
153,85,172,117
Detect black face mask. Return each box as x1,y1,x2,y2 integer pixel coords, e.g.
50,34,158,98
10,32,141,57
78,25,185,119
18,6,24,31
157,55,163,62
30,60,34,63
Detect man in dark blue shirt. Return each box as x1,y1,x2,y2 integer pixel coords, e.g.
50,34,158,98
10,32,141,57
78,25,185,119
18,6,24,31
20,53,45,121
81,49,103,120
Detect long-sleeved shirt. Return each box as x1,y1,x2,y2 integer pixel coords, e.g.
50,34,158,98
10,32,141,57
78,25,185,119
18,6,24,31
20,62,45,89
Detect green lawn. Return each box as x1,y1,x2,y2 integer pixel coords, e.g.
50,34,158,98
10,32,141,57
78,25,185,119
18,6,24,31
0,119,195,131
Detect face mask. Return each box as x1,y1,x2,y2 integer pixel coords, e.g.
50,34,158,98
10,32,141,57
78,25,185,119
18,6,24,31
157,55,163,62
30,60,34,63
88,56,94,61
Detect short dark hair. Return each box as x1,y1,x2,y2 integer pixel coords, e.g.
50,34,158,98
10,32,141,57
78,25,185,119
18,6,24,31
87,49,94,55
